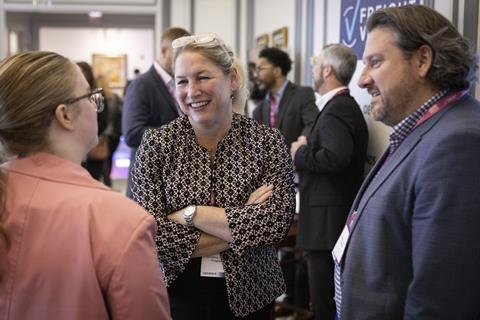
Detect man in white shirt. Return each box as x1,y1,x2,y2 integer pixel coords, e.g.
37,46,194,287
122,27,190,197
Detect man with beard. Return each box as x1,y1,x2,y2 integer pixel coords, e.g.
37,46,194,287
333,5,480,319
290,44,368,320
252,47,318,147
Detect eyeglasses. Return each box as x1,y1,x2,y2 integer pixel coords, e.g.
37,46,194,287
65,88,104,113
310,56,318,66
255,65,274,73
172,33,217,49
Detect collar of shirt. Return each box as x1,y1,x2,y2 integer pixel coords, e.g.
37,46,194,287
389,89,448,153
315,86,348,112
153,61,173,86
265,79,289,104
3,152,109,191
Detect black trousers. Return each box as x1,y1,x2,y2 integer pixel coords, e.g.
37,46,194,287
170,294,274,320
307,250,336,320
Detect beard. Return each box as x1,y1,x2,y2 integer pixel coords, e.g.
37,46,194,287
313,75,325,92
257,76,275,91
313,69,325,92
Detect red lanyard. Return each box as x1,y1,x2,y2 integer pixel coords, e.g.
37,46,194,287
414,90,467,129
210,189,215,206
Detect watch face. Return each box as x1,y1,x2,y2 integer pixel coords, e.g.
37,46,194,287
184,206,195,226
185,206,194,217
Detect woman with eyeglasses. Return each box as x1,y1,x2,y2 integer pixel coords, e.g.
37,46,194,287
0,51,170,320
131,34,296,319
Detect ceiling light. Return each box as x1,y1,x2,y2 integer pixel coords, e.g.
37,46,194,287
88,11,103,19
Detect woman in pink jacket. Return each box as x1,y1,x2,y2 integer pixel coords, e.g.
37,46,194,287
0,51,170,320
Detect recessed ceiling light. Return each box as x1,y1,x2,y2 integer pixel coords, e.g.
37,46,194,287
88,11,103,19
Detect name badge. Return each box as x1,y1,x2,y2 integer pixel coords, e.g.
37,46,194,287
332,225,350,265
200,254,225,278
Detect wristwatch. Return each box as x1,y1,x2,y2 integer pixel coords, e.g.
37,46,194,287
183,205,197,227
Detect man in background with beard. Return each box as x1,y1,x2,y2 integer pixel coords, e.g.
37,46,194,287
253,47,318,147
291,44,368,320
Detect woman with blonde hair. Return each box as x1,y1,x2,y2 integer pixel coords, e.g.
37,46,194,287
0,51,170,320
131,34,296,319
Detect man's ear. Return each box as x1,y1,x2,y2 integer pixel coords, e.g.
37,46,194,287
53,104,75,131
273,66,282,78
160,45,170,56
415,44,434,78
323,65,333,78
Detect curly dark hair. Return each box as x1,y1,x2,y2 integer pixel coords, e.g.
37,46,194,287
367,4,478,91
259,47,292,76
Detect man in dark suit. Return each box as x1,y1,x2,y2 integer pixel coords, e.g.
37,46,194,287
333,5,480,319
290,44,368,320
253,47,318,147
122,27,190,197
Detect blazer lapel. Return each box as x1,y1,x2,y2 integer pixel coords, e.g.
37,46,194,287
349,105,450,234
276,82,293,129
149,66,179,115
261,100,270,125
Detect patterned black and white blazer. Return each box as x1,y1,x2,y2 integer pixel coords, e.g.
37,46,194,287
131,113,296,317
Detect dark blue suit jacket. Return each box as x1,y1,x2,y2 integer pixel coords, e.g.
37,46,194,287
340,94,480,319
252,81,318,147
122,65,179,196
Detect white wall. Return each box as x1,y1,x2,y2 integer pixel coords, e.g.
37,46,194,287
194,0,236,51
434,0,453,20
252,0,296,79
39,27,153,79
170,0,191,31
325,1,341,44
254,0,295,53
313,0,326,56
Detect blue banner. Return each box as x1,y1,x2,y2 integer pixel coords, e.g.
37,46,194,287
340,0,420,58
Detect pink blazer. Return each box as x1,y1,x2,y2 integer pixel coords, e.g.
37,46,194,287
0,153,170,320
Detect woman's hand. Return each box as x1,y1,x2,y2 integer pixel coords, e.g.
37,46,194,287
246,184,274,205
167,209,185,225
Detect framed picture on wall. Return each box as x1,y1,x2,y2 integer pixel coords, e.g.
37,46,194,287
92,54,127,88
256,33,269,49
272,27,288,48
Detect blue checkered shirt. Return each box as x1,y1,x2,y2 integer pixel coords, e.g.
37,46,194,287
389,90,448,154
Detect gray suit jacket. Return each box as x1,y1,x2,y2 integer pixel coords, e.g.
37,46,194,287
340,94,480,319
252,81,318,146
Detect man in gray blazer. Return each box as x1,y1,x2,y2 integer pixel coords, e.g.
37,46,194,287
291,44,368,320
122,27,189,197
253,47,318,147
334,5,480,319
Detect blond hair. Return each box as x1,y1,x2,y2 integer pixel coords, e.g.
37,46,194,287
0,51,77,259
172,34,248,115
